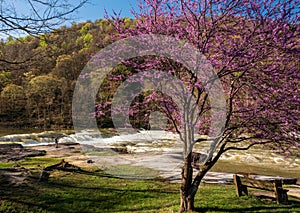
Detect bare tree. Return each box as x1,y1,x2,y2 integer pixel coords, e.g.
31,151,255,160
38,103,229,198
0,0,88,37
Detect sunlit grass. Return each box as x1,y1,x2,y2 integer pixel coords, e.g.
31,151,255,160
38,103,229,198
18,157,62,168
0,157,59,169
102,164,160,179
0,162,14,168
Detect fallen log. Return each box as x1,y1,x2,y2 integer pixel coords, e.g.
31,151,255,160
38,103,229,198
39,159,82,181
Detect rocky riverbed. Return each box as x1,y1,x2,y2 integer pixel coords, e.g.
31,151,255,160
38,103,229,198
0,143,46,161
1,130,299,186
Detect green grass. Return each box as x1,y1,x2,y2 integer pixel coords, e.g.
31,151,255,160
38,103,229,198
20,157,62,167
0,163,299,212
0,157,62,169
0,156,300,212
102,164,160,179
1,172,299,212
0,162,14,168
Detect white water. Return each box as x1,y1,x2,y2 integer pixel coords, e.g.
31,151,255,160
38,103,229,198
0,131,60,145
1,130,299,169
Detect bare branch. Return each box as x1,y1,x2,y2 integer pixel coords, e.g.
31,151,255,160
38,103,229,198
224,140,272,152
0,0,88,37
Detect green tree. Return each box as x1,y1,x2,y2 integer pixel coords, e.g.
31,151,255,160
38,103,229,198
27,75,62,129
52,52,87,81
0,71,11,90
76,23,94,48
0,84,25,120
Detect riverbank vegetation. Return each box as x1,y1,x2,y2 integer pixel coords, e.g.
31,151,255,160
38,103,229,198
0,19,133,129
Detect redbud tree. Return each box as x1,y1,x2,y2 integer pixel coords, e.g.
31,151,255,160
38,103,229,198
97,0,300,211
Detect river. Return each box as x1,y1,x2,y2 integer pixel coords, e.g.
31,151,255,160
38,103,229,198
0,129,299,181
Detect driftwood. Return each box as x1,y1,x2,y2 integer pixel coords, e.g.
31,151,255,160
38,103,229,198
233,174,290,204
0,160,83,185
39,159,82,181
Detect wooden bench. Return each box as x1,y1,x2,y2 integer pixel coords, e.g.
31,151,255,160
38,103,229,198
233,174,289,204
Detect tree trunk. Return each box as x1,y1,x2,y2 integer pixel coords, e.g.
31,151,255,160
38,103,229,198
178,153,215,212
179,153,195,212
43,107,47,130
179,193,194,212
178,166,211,212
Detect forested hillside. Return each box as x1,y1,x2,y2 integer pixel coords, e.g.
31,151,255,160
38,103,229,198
0,18,135,129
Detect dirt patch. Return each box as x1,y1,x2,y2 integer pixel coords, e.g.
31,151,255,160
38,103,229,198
29,142,90,167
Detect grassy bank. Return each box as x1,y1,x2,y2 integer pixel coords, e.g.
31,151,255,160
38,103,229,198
0,163,299,212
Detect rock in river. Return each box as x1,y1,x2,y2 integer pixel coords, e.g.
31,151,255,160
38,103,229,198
0,143,46,162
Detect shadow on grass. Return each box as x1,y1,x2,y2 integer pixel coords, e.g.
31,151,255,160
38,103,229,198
1,168,299,212
196,205,300,212
0,169,178,212
195,195,300,212
1,186,176,212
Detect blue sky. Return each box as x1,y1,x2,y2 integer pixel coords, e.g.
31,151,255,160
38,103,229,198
75,0,139,23
0,0,139,38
